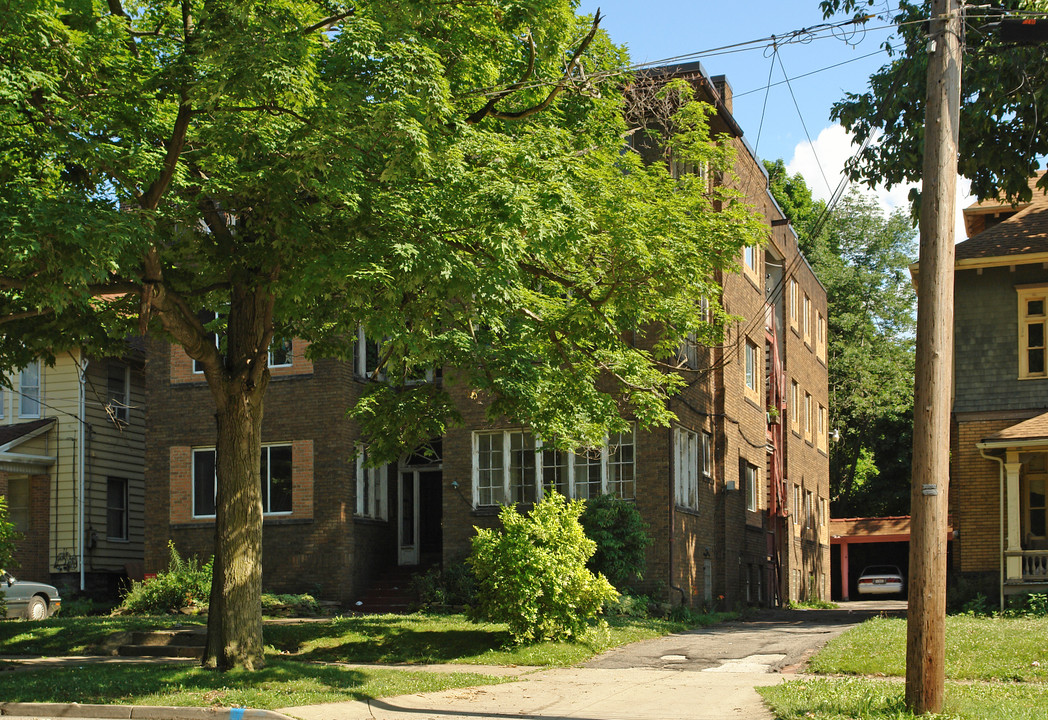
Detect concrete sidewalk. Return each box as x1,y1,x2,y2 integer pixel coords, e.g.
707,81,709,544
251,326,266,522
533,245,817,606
280,665,786,720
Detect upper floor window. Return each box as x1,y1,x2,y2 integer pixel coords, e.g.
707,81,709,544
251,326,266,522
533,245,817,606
193,310,221,374
355,447,388,520
790,379,800,434
744,461,759,512
804,392,814,443
742,246,761,285
472,426,636,507
788,279,799,330
1018,286,1048,379
744,339,760,403
675,427,700,510
817,404,828,453
19,360,41,417
107,362,129,423
816,311,827,363
802,294,812,346
702,430,714,479
269,338,293,368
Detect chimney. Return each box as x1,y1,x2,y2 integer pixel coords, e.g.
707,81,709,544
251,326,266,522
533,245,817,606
711,74,733,114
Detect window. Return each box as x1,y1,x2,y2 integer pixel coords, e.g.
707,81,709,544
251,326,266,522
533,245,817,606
790,380,800,433
0,384,4,418
7,477,29,533
260,445,293,514
676,427,700,510
802,294,812,346
817,404,828,452
816,311,827,362
269,338,293,368
804,392,814,443
192,444,293,518
355,449,388,520
1028,476,1046,538
472,426,636,506
1018,286,1048,378
702,431,713,479
819,497,827,527
788,279,798,330
805,489,814,528
679,332,700,369
793,484,801,526
19,359,41,417
106,477,128,540
744,461,758,512
355,327,384,380
193,310,221,374
744,339,759,400
743,245,760,281
107,362,129,422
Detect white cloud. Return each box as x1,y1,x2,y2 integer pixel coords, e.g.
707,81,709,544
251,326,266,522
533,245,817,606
784,124,973,242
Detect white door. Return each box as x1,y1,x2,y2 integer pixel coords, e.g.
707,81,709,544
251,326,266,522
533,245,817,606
398,470,420,566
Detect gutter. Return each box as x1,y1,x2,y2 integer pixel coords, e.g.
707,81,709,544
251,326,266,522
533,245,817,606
978,447,1006,612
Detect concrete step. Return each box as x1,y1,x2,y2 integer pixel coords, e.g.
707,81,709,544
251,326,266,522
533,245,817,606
129,629,207,647
116,644,203,658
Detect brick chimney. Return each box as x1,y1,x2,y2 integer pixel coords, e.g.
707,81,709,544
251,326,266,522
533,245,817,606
711,74,733,114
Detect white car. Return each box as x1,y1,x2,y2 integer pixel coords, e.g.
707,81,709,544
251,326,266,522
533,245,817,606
1,570,62,620
857,565,905,596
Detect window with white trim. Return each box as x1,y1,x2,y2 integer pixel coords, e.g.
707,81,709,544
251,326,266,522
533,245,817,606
107,362,130,422
269,338,293,368
355,327,384,380
355,448,388,520
1018,286,1048,378
106,477,128,540
742,245,760,282
804,392,814,443
192,444,292,518
788,279,798,330
805,489,814,528
802,294,812,346
675,427,700,510
702,431,713,479
744,340,760,402
7,477,29,533
793,484,801,526
19,359,41,418
817,403,828,452
744,461,758,512
472,426,636,506
816,311,826,362
193,310,221,374
790,380,799,433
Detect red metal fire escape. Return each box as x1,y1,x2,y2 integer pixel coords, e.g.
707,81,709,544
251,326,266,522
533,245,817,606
765,305,788,606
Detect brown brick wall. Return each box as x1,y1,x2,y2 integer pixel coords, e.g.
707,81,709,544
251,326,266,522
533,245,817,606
0,472,50,582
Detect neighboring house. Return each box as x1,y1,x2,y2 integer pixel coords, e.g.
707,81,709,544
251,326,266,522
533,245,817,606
942,172,1048,604
145,63,831,609
0,349,146,596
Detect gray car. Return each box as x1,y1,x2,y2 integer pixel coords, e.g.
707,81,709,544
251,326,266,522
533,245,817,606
1,570,61,620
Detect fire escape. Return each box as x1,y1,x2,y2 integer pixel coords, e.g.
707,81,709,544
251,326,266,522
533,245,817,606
765,304,789,606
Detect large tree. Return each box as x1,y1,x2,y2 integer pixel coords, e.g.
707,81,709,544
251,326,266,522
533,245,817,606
766,163,916,516
820,0,1048,202
0,1,764,669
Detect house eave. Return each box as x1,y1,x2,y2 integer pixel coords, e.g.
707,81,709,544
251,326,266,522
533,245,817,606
976,438,1048,450
0,451,56,473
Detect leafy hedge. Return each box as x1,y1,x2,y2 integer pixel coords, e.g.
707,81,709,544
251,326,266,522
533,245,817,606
117,542,212,614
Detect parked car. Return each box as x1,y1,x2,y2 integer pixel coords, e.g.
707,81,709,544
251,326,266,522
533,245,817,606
857,565,905,596
1,571,61,620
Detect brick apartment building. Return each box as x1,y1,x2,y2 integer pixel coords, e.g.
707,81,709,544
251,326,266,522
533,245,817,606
144,62,830,609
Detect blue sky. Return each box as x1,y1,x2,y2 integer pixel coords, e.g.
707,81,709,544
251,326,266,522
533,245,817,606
576,0,973,234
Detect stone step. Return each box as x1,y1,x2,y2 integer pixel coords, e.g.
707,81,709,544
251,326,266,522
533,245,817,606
129,629,207,647
116,644,203,658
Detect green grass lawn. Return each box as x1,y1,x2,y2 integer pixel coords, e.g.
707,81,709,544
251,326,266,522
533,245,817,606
760,615,1048,720
0,610,730,708
0,660,509,709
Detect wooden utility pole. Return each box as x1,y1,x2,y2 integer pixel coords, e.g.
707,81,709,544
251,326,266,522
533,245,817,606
907,0,962,713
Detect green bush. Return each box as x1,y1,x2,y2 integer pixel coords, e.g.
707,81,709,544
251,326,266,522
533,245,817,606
261,593,320,616
579,494,652,590
0,496,22,617
468,492,618,644
411,562,476,608
117,542,212,615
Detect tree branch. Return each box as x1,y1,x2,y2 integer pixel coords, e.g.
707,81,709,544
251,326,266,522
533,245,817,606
139,103,193,210
467,10,603,124
302,8,355,34
203,103,311,126
106,0,140,58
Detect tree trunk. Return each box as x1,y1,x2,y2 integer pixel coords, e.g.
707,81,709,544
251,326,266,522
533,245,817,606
202,380,267,670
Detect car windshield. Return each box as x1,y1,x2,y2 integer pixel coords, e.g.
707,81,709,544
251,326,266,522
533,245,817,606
862,566,900,576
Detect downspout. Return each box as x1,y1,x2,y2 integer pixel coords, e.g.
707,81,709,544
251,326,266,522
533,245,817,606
78,352,89,592
979,447,1005,612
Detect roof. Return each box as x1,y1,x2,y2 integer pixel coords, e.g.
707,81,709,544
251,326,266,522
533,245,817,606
0,419,55,450
979,411,1048,446
829,515,955,542
955,171,1048,264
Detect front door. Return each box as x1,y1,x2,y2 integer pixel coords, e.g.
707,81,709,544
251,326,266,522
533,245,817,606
398,468,443,566
398,470,419,565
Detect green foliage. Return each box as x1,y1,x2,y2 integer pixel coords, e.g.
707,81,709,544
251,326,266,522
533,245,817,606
578,494,652,590
260,593,320,616
468,493,618,643
118,543,212,615
767,174,917,516
820,0,1048,206
410,562,476,608
0,496,20,572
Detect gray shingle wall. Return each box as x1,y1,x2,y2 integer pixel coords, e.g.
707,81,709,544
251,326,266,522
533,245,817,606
954,264,1048,413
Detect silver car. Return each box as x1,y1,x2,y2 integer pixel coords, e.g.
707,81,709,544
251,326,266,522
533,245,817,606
1,570,61,620
857,565,905,596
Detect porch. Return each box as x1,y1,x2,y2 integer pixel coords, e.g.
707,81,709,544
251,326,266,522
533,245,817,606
1003,549,1048,594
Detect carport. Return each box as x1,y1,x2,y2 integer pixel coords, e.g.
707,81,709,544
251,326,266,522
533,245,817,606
831,516,954,601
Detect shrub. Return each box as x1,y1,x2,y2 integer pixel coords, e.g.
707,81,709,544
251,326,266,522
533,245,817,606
117,542,212,615
261,593,320,616
468,492,618,644
579,494,651,590
0,496,20,617
411,562,476,608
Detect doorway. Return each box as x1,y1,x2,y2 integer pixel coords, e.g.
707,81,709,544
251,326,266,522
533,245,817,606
398,468,442,566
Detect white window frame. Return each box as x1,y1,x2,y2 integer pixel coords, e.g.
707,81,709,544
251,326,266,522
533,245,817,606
107,362,130,423
788,279,798,330
702,431,713,479
805,489,814,529
193,310,221,374
355,447,389,520
790,380,800,433
106,476,129,541
471,426,636,507
1017,286,1048,379
793,484,801,526
802,294,812,346
269,338,293,368
817,404,828,452
19,359,41,418
192,443,293,519
675,427,700,510
744,339,760,402
816,311,827,362
744,462,758,512
804,392,814,443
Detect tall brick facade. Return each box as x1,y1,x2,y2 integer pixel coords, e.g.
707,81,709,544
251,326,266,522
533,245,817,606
145,63,830,610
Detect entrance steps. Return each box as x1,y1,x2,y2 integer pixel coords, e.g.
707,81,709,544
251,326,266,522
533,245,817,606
105,627,206,659
353,565,424,615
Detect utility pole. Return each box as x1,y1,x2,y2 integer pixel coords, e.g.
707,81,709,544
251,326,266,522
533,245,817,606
907,0,961,714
